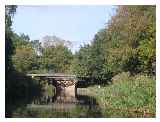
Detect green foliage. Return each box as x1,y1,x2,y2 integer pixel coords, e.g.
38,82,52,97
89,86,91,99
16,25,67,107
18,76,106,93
107,6,155,76
89,73,155,117
137,32,156,74
5,5,17,73
41,45,73,73
5,6,42,117
73,5,155,79
12,44,37,73
10,32,40,73
72,44,92,76
72,29,113,81
12,33,30,47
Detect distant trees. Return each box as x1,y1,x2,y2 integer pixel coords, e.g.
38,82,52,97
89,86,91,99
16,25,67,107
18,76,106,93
72,44,92,76
31,40,42,56
41,35,72,48
8,31,73,73
36,35,73,73
41,44,73,73
11,35,73,74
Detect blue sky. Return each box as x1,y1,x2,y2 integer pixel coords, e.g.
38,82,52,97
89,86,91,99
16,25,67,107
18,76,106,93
12,5,117,53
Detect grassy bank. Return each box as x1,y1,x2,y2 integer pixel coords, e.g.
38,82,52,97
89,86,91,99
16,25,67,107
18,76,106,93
88,73,156,117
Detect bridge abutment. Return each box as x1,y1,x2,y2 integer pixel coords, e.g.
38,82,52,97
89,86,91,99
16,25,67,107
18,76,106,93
56,80,77,102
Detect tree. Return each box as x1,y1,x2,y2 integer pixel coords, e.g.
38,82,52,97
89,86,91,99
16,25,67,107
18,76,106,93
31,40,42,56
12,44,37,73
41,35,72,48
5,5,17,73
5,7,43,117
72,44,92,76
42,44,73,73
73,5,156,84
103,6,156,75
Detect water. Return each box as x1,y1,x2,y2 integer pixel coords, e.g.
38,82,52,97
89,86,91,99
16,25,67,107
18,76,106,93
12,88,102,118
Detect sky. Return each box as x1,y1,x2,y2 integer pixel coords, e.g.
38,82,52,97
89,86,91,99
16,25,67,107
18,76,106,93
12,5,117,53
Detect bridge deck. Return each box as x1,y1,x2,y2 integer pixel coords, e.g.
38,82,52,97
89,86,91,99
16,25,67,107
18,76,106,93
26,74,92,83
27,74,76,79
27,74,76,77
27,74,90,78
27,74,77,82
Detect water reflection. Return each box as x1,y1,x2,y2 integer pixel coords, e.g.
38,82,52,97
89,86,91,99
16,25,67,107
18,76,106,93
27,88,102,118
76,94,102,117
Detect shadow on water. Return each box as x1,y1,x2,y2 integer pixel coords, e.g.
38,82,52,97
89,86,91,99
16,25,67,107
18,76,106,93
5,70,43,117
75,94,102,118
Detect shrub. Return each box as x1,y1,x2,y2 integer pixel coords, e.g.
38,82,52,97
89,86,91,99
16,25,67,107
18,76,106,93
111,72,131,83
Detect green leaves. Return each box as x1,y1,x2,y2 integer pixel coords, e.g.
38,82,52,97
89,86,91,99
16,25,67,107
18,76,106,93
41,45,73,73
12,44,36,73
72,5,155,85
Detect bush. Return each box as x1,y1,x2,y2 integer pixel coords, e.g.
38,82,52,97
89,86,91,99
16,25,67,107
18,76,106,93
89,74,155,117
111,72,131,83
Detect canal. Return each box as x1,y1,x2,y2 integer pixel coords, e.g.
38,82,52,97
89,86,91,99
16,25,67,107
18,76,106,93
12,88,102,118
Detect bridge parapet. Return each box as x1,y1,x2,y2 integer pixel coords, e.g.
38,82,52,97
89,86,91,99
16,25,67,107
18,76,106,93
27,73,77,86
27,73,76,78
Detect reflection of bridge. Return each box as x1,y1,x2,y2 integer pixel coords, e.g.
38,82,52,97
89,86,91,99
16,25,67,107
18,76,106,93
27,73,79,101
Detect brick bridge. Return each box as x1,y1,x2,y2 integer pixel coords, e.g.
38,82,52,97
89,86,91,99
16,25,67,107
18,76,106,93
27,73,84,101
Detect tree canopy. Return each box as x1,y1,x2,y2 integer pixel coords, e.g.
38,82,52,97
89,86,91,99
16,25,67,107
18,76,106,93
72,6,155,82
